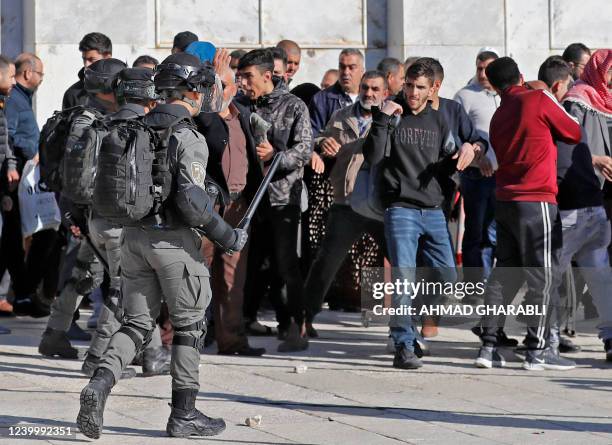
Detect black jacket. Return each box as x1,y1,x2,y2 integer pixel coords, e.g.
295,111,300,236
62,68,89,110
0,97,17,193
194,101,263,203
364,97,455,209
309,81,355,137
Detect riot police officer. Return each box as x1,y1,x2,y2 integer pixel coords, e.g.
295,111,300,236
83,67,170,378
77,53,247,439
38,58,126,360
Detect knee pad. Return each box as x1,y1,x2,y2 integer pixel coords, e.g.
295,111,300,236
118,322,154,354
172,318,207,350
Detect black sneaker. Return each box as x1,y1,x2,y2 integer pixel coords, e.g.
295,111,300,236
522,347,576,371
604,339,612,362
474,346,506,369
77,368,115,439
13,298,50,318
393,345,423,369
559,336,581,353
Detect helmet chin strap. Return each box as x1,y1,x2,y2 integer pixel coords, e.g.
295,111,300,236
181,93,202,113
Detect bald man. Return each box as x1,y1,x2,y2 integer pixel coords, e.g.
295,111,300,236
4,52,57,318
276,40,301,82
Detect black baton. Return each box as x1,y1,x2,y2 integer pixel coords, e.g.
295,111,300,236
237,152,282,230
64,212,110,274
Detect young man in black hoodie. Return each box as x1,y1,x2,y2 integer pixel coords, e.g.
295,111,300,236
62,33,112,110
363,61,478,369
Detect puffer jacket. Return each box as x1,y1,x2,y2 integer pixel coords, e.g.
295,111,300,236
249,81,313,207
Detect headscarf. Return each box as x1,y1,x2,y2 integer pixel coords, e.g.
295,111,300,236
564,48,612,117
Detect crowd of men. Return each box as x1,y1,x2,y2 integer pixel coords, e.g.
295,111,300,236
0,29,610,438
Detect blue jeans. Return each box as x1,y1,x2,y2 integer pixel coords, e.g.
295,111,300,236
460,168,496,282
552,206,612,341
384,207,457,350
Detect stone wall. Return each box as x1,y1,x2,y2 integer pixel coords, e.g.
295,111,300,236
388,0,612,98
0,0,609,125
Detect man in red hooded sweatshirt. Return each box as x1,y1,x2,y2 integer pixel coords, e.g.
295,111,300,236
474,57,581,371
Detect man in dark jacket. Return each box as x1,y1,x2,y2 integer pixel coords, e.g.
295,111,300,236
62,32,112,110
363,60,478,370
194,54,265,357
3,53,57,318
0,55,17,325
238,49,313,352
0,56,17,193
309,48,365,137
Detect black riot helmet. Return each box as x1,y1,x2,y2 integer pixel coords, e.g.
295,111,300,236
113,67,158,105
84,58,127,94
154,53,222,112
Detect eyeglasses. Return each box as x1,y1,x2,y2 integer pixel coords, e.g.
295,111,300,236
31,70,45,77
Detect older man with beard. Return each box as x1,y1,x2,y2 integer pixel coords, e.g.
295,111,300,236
303,70,389,330
194,50,266,357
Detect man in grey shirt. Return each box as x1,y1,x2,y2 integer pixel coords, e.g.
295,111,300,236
453,49,500,295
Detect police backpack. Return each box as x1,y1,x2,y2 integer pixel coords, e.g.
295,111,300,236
92,117,189,224
39,105,104,202
39,106,84,192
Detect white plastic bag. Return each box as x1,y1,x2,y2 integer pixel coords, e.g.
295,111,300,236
18,160,61,238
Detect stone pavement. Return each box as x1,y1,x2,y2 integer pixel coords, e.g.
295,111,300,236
0,310,611,445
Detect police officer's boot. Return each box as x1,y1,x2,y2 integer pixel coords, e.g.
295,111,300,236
77,367,115,439
38,328,79,359
142,347,171,377
166,389,226,437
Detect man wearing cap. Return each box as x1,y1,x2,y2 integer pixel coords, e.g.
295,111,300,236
172,31,199,54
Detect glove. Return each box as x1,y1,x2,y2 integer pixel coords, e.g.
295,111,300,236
226,228,248,254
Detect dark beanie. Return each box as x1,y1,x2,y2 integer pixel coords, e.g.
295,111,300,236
172,31,199,51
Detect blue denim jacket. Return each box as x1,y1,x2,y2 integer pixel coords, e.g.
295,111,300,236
6,82,39,162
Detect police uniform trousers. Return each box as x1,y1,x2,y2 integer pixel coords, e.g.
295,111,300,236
100,226,210,390
47,228,105,332
86,217,163,358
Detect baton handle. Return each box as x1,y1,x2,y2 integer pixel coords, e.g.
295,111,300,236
237,153,282,230
64,212,110,274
